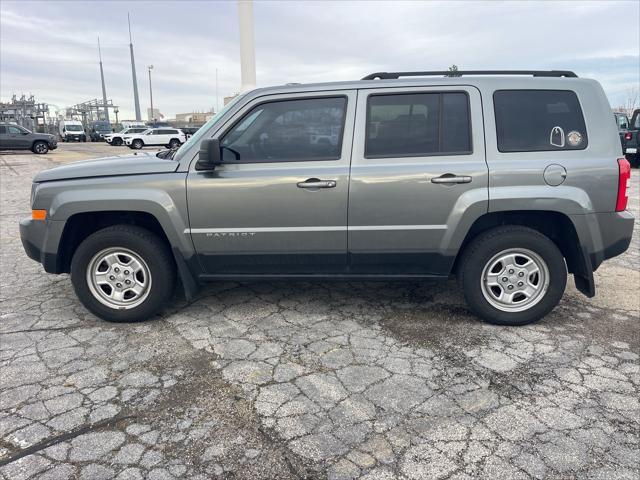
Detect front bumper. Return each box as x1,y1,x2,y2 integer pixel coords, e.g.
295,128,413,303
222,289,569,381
20,217,65,273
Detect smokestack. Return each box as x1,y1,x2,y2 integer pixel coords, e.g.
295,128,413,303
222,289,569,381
238,0,256,92
128,13,142,121
98,37,110,122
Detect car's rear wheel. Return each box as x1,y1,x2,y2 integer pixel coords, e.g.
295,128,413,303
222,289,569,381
131,139,144,149
168,139,181,149
71,225,176,322
458,226,567,326
32,141,49,154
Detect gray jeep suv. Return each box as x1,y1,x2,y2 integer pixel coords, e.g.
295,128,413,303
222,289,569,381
19,70,634,326
0,123,58,154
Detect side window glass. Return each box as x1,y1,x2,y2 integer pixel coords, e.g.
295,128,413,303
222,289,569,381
221,97,347,163
494,90,588,152
0,126,6,134
8,126,23,134
365,92,471,158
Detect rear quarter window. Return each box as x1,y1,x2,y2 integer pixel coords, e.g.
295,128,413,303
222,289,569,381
494,90,588,152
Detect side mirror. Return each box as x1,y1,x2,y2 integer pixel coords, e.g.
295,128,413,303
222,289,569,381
196,138,222,170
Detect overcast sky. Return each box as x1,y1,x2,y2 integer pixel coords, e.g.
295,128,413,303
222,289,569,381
1,0,638,120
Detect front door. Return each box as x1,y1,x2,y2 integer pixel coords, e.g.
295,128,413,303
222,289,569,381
348,86,488,275
187,90,356,275
5,125,30,148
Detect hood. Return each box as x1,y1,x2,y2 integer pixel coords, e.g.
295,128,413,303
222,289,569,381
34,152,179,183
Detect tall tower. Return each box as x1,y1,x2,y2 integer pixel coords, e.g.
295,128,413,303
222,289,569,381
98,37,110,122
238,0,256,92
128,13,142,121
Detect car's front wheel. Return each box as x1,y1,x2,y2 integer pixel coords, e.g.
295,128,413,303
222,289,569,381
168,139,181,149
130,139,144,149
458,226,567,326
32,141,49,154
71,225,176,322
112,138,123,146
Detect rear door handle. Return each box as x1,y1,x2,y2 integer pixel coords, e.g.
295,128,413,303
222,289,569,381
297,178,337,189
431,174,472,184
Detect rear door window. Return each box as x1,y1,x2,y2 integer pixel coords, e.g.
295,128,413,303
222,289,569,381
365,92,471,158
494,90,588,152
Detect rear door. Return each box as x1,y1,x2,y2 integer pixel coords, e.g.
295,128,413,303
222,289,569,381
187,90,356,275
348,86,488,275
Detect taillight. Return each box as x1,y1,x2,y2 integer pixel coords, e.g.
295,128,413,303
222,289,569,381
616,158,631,212
624,132,633,141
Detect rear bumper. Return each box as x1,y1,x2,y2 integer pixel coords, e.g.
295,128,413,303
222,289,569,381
572,211,635,271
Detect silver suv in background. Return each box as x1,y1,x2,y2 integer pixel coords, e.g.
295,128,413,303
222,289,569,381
20,71,634,326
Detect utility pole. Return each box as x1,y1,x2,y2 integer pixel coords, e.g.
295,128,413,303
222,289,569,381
147,65,154,122
128,13,142,121
98,37,110,123
238,0,256,92
215,68,219,113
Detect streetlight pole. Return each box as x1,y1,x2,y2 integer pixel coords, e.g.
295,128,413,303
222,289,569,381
147,65,154,122
114,108,119,127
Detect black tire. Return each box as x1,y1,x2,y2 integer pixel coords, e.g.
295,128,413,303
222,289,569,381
169,139,181,149
32,141,49,154
131,139,144,149
112,138,123,146
71,225,176,322
627,154,639,168
458,226,567,326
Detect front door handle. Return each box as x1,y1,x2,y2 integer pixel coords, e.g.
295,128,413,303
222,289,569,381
431,174,472,184
297,178,337,189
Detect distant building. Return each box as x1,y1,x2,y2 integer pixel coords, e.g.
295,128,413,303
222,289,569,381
175,111,214,125
224,94,239,106
147,108,163,121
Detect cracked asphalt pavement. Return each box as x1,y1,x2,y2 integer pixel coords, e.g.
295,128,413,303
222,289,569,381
1,145,639,479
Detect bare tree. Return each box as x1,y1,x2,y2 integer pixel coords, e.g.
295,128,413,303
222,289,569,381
446,65,461,77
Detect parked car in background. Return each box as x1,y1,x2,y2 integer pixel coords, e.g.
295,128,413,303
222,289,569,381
124,128,186,149
0,123,57,154
89,121,112,142
180,126,202,139
58,120,86,142
120,121,146,130
104,127,148,146
623,109,639,167
20,70,634,326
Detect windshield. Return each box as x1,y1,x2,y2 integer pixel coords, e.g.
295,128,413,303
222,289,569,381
95,124,111,132
173,93,247,159
66,125,83,131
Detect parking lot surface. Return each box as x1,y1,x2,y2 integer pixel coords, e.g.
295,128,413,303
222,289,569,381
1,144,638,480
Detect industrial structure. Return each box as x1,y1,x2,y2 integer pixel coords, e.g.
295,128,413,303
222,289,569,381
128,13,142,121
0,94,50,132
65,99,119,125
239,0,257,92
97,37,110,123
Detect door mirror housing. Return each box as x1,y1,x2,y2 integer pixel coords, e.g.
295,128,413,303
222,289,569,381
196,138,222,170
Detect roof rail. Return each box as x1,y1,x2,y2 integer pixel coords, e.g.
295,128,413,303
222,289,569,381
361,70,578,80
